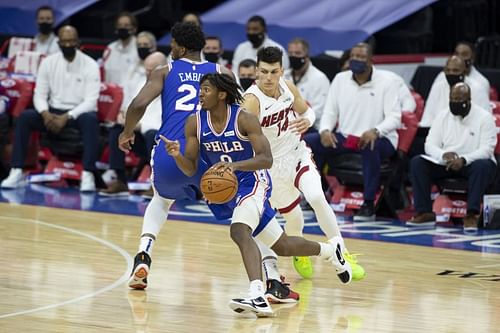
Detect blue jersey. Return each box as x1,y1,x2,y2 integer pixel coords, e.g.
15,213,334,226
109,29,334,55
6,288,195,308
159,59,220,140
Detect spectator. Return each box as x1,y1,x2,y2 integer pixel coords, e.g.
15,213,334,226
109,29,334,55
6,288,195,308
304,43,401,221
231,15,289,73
203,36,228,67
414,55,490,156
1,26,100,191
408,83,496,231
238,58,257,91
34,5,59,55
284,37,330,132
454,41,490,95
103,12,139,86
100,52,166,196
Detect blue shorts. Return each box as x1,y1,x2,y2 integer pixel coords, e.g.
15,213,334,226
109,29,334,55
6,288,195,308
151,141,208,200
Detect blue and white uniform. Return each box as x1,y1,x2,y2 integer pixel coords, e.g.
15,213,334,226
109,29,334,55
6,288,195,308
197,103,283,245
151,58,220,199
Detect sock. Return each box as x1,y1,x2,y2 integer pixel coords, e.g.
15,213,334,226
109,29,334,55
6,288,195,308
256,240,281,281
137,194,174,255
249,279,265,298
318,242,334,260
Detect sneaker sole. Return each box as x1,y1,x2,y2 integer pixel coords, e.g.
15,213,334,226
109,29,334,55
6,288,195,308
265,293,299,304
128,264,149,290
228,301,274,317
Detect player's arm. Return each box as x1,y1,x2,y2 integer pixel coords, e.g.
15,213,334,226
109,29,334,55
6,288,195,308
119,65,169,152
231,109,272,171
240,93,261,118
285,79,315,134
159,115,200,177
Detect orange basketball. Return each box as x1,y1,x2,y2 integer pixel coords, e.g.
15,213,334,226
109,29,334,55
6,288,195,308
200,168,238,204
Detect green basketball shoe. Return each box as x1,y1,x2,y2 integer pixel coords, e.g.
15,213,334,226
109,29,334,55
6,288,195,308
293,256,313,279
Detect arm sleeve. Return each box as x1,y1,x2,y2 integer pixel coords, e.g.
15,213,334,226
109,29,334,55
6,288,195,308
319,78,339,132
33,58,50,112
375,80,401,137
462,114,497,164
68,62,100,118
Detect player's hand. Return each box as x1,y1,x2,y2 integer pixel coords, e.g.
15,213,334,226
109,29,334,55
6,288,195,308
118,130,135,153
211,161,233,174
359,129,378,150
320,130,337,148
159,135,180,157
289,117,310,134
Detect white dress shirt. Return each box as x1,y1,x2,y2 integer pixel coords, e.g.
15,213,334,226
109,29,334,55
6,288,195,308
121,62,146,111
103,37,139,86
34,33,59,55
425,103,497,164
285,63,330,130
421,71,491,127
319,67,401,148
379,69,416,112
34,50,100,119
231,35,289,73
469,65,491,93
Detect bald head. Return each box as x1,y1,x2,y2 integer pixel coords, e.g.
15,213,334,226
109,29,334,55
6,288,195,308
58,25,79,40
450,82,471,102
444,55,465,75
144,51,167,76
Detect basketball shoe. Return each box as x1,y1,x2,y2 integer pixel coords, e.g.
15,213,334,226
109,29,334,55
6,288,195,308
228,296,274,317
265,277,300,304
328,236,352,284
343,251,366,281
128,251,151,289
292,256,313,279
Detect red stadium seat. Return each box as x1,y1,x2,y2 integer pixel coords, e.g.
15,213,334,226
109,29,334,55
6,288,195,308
410,90,424,122
491,101,500,116
98,82,123,123
490,87,498,101
397,112,419,154
0,77,34,117
7,51,45,77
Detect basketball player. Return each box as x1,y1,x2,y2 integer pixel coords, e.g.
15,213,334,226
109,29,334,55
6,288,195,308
242,47,365,296
161,73,351,317
118,22,232,289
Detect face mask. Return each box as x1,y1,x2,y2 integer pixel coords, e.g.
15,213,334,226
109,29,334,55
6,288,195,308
137,47,151,60
445,73,465,87
117,28,131,40
203,52,219,63
449,100,471,117
239,78,254,91
60,45,77,60
464,58,472,69
289,56,306,70
349,59,368,74
38,22,53,35
247,33,265,48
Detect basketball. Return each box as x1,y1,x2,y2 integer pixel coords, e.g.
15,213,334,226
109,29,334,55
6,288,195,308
200,168,238,204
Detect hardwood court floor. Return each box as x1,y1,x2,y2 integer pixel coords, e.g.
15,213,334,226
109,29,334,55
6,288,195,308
0,203,499,333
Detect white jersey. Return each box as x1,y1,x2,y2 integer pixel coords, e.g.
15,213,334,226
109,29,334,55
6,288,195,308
245,78,299,158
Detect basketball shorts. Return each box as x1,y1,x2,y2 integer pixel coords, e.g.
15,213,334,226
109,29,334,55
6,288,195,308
269,141,320,211
208,177,283,246
151,140,208,200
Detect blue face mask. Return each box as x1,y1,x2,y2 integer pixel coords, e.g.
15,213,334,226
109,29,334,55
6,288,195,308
350,59,368,74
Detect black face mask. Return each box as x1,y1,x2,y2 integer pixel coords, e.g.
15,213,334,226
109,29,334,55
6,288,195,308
289,56,306,70
38,22,53,35
239,78,255,91
445,73,465,87
60,45,77,60
464,58,472,69
203,52,219,63
117,28,132,41
137,47,152,60
247,33,265,48
449,100,471,117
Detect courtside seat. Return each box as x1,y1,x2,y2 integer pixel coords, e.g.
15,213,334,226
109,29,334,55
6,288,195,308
410,90,424,122
0,77,34,117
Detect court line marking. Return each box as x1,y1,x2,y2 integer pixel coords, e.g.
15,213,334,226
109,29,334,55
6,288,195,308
0,216,133,319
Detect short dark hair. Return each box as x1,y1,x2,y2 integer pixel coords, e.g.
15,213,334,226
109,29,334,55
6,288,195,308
171,22,206,52
248,15,266,31
36,5,54,16
352,42,373,57
200,73,243,105
289,37,310,55
239,59,257,69
456,41,476,56
115,11,138,29
205,36,222,49
257,47,282,66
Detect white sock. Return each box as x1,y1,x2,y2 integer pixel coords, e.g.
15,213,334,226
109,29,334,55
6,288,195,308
256,240,281,281
282,205,304,237
137,194,174,255
249,279,265,298
318,242,334,260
